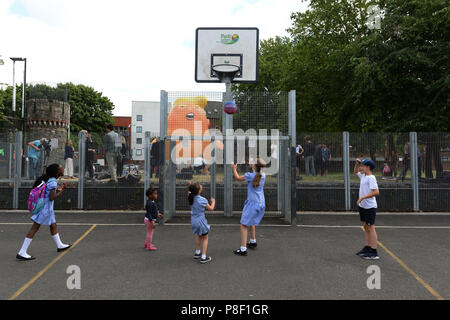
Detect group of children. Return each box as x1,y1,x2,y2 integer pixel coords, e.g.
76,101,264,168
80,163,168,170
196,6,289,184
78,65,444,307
16,157,380,262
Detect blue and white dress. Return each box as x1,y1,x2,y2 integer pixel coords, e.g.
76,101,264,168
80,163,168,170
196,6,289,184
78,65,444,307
190,195,210,236
240,172,266,226
31,178,57,226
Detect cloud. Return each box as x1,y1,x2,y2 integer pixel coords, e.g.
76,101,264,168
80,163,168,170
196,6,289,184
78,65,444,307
0,0,309,116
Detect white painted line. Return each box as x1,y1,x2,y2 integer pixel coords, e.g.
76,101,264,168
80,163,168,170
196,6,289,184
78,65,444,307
1,222,449,229
298,225,450,229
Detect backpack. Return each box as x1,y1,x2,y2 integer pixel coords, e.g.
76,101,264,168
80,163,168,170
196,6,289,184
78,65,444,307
28,182,47,214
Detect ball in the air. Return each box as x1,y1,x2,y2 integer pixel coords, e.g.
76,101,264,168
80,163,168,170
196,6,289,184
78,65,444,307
224,101,237,115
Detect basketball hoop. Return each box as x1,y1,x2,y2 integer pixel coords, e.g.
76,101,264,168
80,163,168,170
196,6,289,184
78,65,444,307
211,64,241,83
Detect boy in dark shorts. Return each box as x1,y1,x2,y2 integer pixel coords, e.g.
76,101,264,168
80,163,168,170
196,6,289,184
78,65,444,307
354,158,380,260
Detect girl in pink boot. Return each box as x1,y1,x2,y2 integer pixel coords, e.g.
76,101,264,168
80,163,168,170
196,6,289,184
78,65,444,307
144,187,163,251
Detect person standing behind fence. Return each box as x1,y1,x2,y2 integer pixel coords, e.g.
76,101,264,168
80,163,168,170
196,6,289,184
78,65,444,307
399,142,411,182
304,136,316,176
150,137,161,178
296,143,304,177
85,131,95,180
103,124,119,182
117,135,127,178
64,140,76,179
314,143,323,176
321,143,331,176
27,138,47,179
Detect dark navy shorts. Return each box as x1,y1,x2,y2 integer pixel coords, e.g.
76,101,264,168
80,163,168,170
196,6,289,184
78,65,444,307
359,207,377,226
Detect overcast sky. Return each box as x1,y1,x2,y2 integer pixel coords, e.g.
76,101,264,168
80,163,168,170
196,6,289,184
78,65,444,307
0,0,308,116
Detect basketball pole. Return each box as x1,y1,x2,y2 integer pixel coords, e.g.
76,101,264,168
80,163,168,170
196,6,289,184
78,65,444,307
223,81,233,217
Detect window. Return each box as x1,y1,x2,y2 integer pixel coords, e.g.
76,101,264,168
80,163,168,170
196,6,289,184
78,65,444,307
137,115,143,121
136,138,142,144
136,149,142,156
136,126,142,133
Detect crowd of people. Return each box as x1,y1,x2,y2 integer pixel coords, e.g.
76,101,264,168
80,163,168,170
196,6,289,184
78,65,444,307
296,136,332,178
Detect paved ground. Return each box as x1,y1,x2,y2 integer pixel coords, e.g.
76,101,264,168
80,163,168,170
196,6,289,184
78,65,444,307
0,211,449,300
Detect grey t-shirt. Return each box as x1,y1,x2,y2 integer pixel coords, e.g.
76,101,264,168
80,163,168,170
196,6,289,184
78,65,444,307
103,131,119,154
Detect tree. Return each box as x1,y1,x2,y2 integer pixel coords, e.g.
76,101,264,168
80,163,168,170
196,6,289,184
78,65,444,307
234,0,449,133
0,83,115,136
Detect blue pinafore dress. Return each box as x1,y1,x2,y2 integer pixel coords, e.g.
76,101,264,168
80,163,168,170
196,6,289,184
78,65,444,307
240,172,266,226
190,195,210,236
30,178,58,226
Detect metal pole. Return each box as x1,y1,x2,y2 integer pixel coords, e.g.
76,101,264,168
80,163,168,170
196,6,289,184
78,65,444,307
280,139,286,217
144,132,151,206
290,145,297,225
343,131,351,211
410,132,419,212
13,131,23,209
159,91,168,220
12,61,16,117
210,136,216,201
22,59,26,120
77,131,86,209
223,82,233,217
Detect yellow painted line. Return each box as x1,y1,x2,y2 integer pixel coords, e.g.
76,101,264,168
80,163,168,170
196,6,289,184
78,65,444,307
360,226,444,300
8,224,97,300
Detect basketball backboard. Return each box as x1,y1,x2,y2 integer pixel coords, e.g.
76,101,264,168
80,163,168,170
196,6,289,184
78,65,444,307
195,27,259,83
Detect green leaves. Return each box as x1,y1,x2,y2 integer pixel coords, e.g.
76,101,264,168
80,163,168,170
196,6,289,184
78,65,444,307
234,0,449,132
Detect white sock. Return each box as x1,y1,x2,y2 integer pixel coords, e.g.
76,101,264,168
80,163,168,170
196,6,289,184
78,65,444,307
201,254,206,259
250,239,257,244
19,237,32,257
195,250,201,255
52,233,68,249
240,246,247,252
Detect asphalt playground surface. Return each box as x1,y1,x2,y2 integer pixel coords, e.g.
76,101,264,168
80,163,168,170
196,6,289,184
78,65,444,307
0,211,449,300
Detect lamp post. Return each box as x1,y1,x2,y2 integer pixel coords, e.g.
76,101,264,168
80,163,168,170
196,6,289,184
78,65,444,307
10,57,27,128
10,57,27,178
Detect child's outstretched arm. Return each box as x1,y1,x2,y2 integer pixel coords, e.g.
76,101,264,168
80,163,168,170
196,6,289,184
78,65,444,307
231,163,245,181
205,198,215,211
354,158,361,175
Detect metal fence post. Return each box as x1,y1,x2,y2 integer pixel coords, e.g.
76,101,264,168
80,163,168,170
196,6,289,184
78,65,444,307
288,90,297,224
13,131,23,209
280,139,286,217
159,90,168,220
343,131,351,211
410,132,420,212
144,132,151,207
290,145,297,225
169,139,177,217
77,131,86,209
210,136,216,201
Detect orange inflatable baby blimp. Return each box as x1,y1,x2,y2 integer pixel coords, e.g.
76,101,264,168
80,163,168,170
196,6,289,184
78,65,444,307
167,96,220,162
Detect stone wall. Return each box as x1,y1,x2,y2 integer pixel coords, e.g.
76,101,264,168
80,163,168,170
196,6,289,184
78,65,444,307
26,99,70,168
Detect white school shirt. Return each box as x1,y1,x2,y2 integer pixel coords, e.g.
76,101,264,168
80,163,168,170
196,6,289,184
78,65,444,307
357,172,378,209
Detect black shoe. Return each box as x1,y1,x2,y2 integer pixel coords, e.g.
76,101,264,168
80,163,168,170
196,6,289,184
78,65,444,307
57,244,72,252
200,256,212,264
16,254,36,261
193,253,202,259
362,249,380,260
233,249,247,256
247,242,257,249
356,246,370,256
